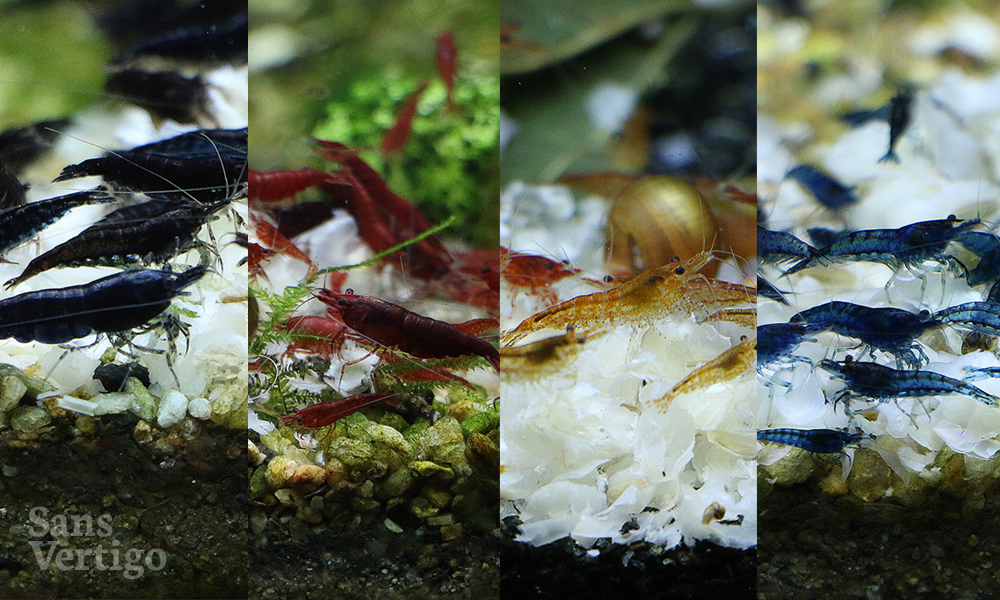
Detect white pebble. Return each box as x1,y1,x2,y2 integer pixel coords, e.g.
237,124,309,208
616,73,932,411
157,390,189,428
188,397,212,420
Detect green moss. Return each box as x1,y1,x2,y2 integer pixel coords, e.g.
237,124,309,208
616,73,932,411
312,74,499,246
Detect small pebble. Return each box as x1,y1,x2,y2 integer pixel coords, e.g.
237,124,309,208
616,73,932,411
156,390,188,428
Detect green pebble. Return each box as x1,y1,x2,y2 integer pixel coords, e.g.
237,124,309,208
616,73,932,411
0,375,27,411
460,409,499,438
329,437,375,468
126,377,157,421
9,406,50,433
409,461,455,481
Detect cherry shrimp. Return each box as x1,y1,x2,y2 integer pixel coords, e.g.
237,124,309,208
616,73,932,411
280,392,401,429
316,288,500,371
381,80,429,156
435,31,457,113
248,168,345,205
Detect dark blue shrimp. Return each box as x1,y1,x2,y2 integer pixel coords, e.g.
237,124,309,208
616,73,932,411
954,230,1000,257
105,70,210,127
0,163,27,210
786,165,858,209
55,152,247,203
953,230,1000,288
3,200,223,289
782,215,977,279
113,11,248,65
129,128,247,158
878,84,916,164
0,190,116,256
758,322,814,371
791,301,939,368
820,356,999,409
758,226,821,266
757,277,790,305
934,301,1000,337
757,428,866,454
0,267,205,344
806,226,846,248
0,118,70,175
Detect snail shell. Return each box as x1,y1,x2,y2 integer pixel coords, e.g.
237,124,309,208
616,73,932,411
607,175,716,274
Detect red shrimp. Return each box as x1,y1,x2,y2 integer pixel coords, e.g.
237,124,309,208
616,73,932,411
252,215,318,279
316,289,499,371
381,80,428,155
501,247,580,306
435,31,457,112
281,315,351,359
248,168,344,204
281,393,400,428
318,141,451,278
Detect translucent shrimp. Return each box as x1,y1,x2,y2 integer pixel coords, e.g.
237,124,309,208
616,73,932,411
502,251,755,344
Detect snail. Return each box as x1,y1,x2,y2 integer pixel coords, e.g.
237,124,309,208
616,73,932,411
607,175,716,275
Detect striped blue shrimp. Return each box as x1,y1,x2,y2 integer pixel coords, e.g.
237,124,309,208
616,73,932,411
781,215,978,300
758,322,815,372
783,215,977,277
791,301,939,369
758,226,821,267
820,356,1000,416
933,301,1000,337
757,428,867,454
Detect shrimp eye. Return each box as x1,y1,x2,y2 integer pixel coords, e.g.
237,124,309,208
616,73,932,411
337,299,347,306
604,275,614,283
675,266,685,275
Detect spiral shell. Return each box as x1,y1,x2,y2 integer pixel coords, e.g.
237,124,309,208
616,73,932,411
607,175,716,274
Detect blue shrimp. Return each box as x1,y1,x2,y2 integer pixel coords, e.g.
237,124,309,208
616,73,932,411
758,226,821,266
791,301,939,368
757,428,867,454
878,84,916,164
758,322,815,372
782,216,977,300
0,190,116,257
820,356,1000,412
0,267,205,344
786,165,857,209
933,301,1000,337
757,276,790,305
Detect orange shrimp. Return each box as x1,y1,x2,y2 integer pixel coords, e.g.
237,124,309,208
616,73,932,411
251,215,318,279
381,80,429,155
281,393,401,428
500,326,605,379
435,31,457,112
501,247,580,307
317,289,499,371
502,251,755,344
649,336,756,411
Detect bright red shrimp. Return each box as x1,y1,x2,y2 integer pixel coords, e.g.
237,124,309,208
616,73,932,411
252,215,318,279
435,31,457,112
280,393,400,428
381,80,428,156
281,315,352,359
248,168,344,204
327,271,348,294
316,289,499,371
